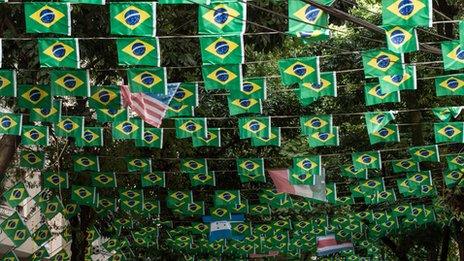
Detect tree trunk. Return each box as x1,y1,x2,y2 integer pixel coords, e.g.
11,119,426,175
381,237,408,261
440,226,450,261
0,135,20,175
455,221,464,260
71,206,92,261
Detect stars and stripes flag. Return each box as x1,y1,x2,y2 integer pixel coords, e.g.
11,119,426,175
120,83,179,127
268,168,327,201
316,234,354,256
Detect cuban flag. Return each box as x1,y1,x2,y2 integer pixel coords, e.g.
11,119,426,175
120,83,179,128
268,168,327,201
316,234,354,256
203,214,244,242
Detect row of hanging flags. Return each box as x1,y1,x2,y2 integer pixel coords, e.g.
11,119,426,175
0,0,462,259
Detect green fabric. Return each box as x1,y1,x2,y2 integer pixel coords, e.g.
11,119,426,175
189,172,216,187
432,106,463,122
300,114,332,135
180,158,208,173
42,171,69,189
112,118,144,140
368,124,400,144
434,122,464,143
0,69,17,97
214,190,241,208
175,117,207,139
21,125,48,146
227,97,262,115
382,0,432,27
352,151,382,170
0,113,22,135
135,127,163,148
445,154,464,170
340,164,368,179
307,126,339,148
92,172,117,188
364,83,400,106
88,85,121,109
110,2,156,36
299,71,337,99
288,0,330,42
38,38,79,68
50,69,90,96
379,65,416,93
76,127,104,147
229,78,266,99
199,34,244,65
435,73,464,96
20,151,45,169
127,67,167,93
251,127,281,147
278,56,320,85
0,212,31,247
96,108,128,123
383,25,419,53
73,154,100,172
18,84,52,109
54,115,84,138
24,2,71,35
409,145,440,162
202,64,242,90
30,100,61,123
71,185,97,206
391,159,420,173
3,183,29,208
141,171,166,187
441,41,464,71
126,157,152,172
236,158,266,183
361,49,404,77
192,128,221,147
198,2,246,35
238,116,271,139
116,37,160,66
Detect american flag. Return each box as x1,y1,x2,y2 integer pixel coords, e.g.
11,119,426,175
120,83,180,128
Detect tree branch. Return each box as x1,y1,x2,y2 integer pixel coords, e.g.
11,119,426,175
381,237,408,261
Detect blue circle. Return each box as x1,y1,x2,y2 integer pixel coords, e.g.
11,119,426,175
1,118,11,128
446,79,458,89
304,6,320,22
83,131,94,141
122,122,133,133
376,55,391,68
41,108,50,115
197,174,206,180
398,0,414,16
310,118,321,127
292,64,307,76
391,74,404,83
98,90,110,103
444,126,455,136
367,181,376,187
144,132,153,142
318,132,328,140
63,120,74,130
132,43,146,56
107,108,117,115
414,175,423,181
141,73,154,85
302,160,312,169
29,130,40,140
40,9,55,24
390,30,405,45
52,44,66,58
175,90,185,99
242,82,253,92
400,161,411,167
27,154,37,163
29,89,42,102
51,175,60,184
299,174,307,180
63,76,76,89
362,155,372,163
378,128,389,137
188,161,198,168
244,161,254,169
124,9,141,25
213,8,229,24
215,41,230,55
216,70,229,82
186,122,197,131
375,86,386,97
375,114,385,123
80,158,90,166
456,47,464,60
248,121,260,131
98,175,108,183
239,99,250,107
419,149,430,156
451,171,460,178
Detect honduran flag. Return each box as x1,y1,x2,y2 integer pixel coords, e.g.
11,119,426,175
268,168,327,201
202,214,244,242
316,234,354,256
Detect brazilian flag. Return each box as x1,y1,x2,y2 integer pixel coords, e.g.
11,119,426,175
227,97,262,116
75,127,104,147
443,169,464,188
300,114,332,135
24,2,71,35
340,164,368,179
64,203,80,219
41,196,64,220
92,172,117,188
127,67,167,94
238,116,271,139
446,154,464,170
3,183,29,208
391,159,420,173
0,212,31,247
54,115,84,138
32,224,52,246
0,69,17,97
199,34,244,65
112,117,144,140
2,251,19,261
71,185,97,206
0,113,22,135
96,108,128,123
368,124,400,145
236,158,266,183
97,197,117,213
165,104,194,118
214,190,240,208
383,25,419,53
251,127,281,147
126,157,152,172
20,150,45,169
233,199,249,214
278,56,320,85
210,207,231,220
308,126,339,148
21,125,49,146
202,64,242,90
18,84,52,109
89,85,121,109
198,2,246,35
364,82,401,106
409,145,440,162
116,37,160,66
143,199,160,216
135,128,163,148
432,106,462,122
166,190,192,209
52,249,70,261
38,38,80,68
299,71,337,99
229,78,266,100
381,0,432,27
362,49,404,77
289,168,315,185
249,204,271,216
175,118,207,139
110,2,156,36
379,65,417,93
141,171,166,187
441,41,464,71
434,73,464,96
192,128,221,147
50,69,90,97
180,158,208,174
434,122,464,143
30,100,61,123
288,0,330,42
189,172,216,187
73,155,100,172
42,171,69,189
30,247,49,261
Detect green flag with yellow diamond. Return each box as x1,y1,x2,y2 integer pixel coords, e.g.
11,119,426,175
199,34,244,65
71,185,97,206
288,0,330,42
89,85,121,109
352,151,381,170
0,69,17,97
2,251,19,261
76,127,104,147
50,69,90,97
214,190,240,208
42,171,69,189
236,158,266,183
364,82,401,106
446,154,464,170
175,117,207,139
202,64,242,90
96,108,128,123
340,164,368,179
3,183,29,208
110,2,156,36
362,49,404,77
30,247,49,261
21,125,49,146
112,117,144,140
141,171,165,187
116,37,160,66
38,38,79,68
73,155,100,172
308,126,339,148
192,128,221,147
368,124,400,144
135,128,163,148
251,127,281,147
391,159,420,173
0,212,31,247
435,74,464,96
441,41,464,71
383,25,419,53
432,106,462,122
292,155,321,176
92,172,117,188
198,2,246,35
379,65,417,93
444,169,464,188
20,151,45,169
227,97,262,115
30,100,61,123
299,71,337,99
127,68,167,94
0,113,22,135
180,158,208,173
32,224,52,247
381,0,432,27
229,78,266,99
300,114,332,135
126,157,152,172
434,122,464,143
189,172,216,187
278,56,320,85
409,144,440,162
41,196,64,220
18,84,52,109
55,115,84,138
24,2,71,35
238,116,271,139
